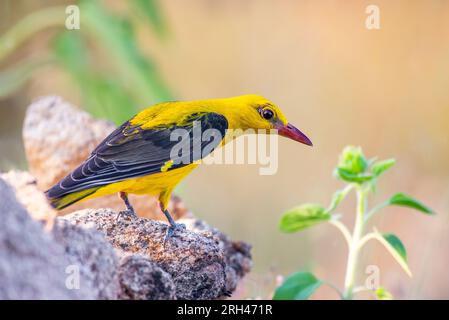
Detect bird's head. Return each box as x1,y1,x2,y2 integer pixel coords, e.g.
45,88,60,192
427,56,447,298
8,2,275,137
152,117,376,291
222,94,313,146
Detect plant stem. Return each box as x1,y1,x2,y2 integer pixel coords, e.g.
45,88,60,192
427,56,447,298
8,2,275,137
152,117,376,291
328,218,352,247
364,201,389,223
343,186,367,299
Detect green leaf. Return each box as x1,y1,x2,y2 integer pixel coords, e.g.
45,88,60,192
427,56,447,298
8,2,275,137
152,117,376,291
80,0,173,105
273,272,322,300
372,158,396,177
375,287,393,300
53,32,137,124
376,232,412,277
388,193,434,215
384,234,407,262
131,0,168,37
335,168,373,184
279,204,330,233
337,146,368,175
327,185,353,212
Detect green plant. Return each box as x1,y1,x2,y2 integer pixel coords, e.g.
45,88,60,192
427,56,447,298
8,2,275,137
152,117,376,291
0,0,172,124
274,146,434,300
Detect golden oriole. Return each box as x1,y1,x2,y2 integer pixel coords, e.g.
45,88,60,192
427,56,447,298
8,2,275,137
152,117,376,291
46,95,312,238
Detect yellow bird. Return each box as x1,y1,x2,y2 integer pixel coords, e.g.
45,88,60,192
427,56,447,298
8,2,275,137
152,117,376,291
46,95,312,238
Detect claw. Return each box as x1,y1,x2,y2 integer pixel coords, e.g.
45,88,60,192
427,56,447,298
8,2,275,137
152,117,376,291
115,209,137,222
163,222,186,244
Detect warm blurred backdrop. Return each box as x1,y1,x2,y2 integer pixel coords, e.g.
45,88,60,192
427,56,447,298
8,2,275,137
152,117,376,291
1,0,448,299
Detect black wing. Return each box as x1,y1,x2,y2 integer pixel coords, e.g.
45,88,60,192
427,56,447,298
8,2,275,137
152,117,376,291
46,112,228,198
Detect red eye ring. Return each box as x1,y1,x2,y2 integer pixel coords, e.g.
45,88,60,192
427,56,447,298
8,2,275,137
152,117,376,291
261,108,274,120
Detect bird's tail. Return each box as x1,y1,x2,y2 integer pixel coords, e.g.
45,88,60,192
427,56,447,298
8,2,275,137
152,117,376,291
45,187,100,210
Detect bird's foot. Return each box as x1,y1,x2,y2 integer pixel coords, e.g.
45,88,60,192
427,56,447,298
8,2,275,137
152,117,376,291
116,209,137,222
164,222,186,244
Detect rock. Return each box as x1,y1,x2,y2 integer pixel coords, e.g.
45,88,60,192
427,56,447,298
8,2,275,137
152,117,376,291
0,175,252,299
118,255,176,300
22,96,191,220
52,219,120,299
0,178,91,299
0,170,55,223
23,96,115,191
52,219,178,300
183,219,253,293
62,208,251,299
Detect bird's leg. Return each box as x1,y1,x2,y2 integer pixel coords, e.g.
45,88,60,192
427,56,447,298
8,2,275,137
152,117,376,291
120,191,135,212
116,192,137,220
159,202,185,242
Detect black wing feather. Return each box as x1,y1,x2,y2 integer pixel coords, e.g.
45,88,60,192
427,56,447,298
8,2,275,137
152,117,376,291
46,112,228,198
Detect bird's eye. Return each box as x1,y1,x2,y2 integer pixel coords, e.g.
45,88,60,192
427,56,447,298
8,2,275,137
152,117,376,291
261,108,274,120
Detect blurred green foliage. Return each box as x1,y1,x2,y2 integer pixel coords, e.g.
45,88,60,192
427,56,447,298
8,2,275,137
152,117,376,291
272,271,322,300
0,0,172,124
276,146,434,300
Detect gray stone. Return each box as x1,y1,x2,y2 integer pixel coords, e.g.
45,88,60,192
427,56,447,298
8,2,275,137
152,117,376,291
52,220,120,299
0,178,91,299
118,255,176,300
0,176,252,300
62,209,251,299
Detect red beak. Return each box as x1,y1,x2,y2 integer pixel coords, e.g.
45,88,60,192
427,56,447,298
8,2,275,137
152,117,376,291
276,122,313,146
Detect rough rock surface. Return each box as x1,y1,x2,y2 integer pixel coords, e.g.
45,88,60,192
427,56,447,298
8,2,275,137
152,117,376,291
0,170,56,223
62,209,252,299
0,176,252,299
23,96,115,190
184,219,253,292
52,220,120,299
0,178,90,299
22,96,192,220
118,255,176,300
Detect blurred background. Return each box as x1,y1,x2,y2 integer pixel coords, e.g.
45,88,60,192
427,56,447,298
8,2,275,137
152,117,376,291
1,0,449,299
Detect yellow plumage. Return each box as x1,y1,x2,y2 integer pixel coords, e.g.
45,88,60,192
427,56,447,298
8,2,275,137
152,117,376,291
71,163,198,209
46,94,312,233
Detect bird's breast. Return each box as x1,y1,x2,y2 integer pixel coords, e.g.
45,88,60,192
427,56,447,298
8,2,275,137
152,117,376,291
104,163,199,196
